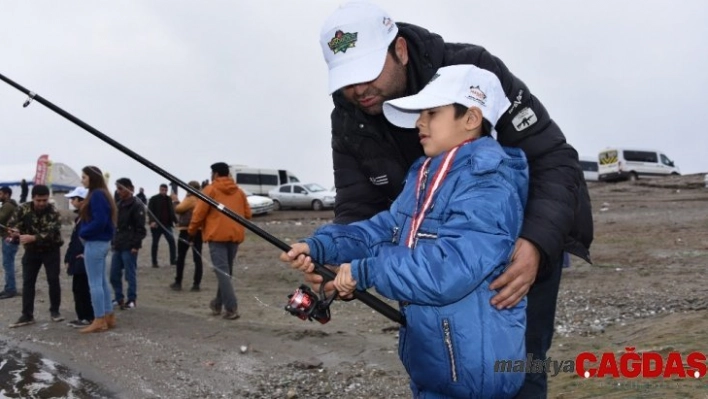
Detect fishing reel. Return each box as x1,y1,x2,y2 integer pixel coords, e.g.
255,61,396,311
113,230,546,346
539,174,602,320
285,284,336,324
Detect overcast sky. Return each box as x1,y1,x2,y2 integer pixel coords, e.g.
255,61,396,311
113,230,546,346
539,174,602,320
1,1,707,197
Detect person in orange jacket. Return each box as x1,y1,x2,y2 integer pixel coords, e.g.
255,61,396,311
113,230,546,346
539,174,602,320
188,162,251,320
171,180,204,292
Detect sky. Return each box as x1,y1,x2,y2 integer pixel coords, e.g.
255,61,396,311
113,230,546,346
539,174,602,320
1,1,707,198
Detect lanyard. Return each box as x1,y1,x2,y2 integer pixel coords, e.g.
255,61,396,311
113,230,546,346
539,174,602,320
405,139,475,248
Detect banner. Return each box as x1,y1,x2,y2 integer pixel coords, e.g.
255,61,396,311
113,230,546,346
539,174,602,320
33,154,49,185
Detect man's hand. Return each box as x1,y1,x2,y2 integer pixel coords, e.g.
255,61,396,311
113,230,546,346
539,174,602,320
149,222,157,229
131,248,139,255
19,234,36,245
489,238,540,309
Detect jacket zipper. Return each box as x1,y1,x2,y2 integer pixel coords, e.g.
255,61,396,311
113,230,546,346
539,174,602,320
443,319,458,382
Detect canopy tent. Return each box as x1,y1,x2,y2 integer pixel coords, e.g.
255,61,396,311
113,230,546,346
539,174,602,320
0,162,82,194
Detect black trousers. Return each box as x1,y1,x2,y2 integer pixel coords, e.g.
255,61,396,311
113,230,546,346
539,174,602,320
72,273,94,321
151,226,176,266
22,248,61,318
513,260,563,399
175,230,203,287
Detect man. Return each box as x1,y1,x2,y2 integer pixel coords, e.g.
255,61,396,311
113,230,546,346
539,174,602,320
0,186,19,299
188,162,251,320
147,183,177,268
136,187,147,204
110,178,147,310
314,2,593,397
7,184,64,327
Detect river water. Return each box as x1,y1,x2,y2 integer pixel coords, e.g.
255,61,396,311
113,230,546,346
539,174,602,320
0,341,114,399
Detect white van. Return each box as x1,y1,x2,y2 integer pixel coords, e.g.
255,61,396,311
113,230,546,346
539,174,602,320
598,148,680,182
579,156,599,182
229,165,300,195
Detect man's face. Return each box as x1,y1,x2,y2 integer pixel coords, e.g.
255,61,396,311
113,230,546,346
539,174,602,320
0,191,7,201
340,51,408,115
32,194,50,211
159,186,168,195
116,185,133,201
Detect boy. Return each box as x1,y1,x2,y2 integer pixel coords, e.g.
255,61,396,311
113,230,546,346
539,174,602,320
282,65,529,398
64,187,94,327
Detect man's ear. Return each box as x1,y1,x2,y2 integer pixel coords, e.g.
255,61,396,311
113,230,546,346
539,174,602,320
395,37,409,65
465,107,484,131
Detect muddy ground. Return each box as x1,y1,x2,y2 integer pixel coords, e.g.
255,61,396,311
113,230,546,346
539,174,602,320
1,173,707,398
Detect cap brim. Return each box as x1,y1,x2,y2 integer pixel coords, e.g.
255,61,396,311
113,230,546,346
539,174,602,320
328,47,388,94
383,93,454,128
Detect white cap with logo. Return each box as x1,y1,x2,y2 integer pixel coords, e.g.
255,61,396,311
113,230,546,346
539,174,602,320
320,1,398,94
64,186,88,199
383,64,511,134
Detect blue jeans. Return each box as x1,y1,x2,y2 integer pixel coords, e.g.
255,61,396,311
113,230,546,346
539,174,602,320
110,250,138,302
83,240,113,318
2,240,19,293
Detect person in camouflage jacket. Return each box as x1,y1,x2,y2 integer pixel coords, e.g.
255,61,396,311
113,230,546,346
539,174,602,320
6,184,65,327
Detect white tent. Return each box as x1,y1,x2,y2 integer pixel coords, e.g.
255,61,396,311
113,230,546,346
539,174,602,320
0,162,82,199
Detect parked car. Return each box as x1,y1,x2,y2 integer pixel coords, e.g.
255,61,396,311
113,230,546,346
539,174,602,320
268,183,336,211
598,148,680,182
579,156,599,182
243,189,274,215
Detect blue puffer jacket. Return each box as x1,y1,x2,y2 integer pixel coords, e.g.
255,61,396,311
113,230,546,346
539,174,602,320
306,137,529,398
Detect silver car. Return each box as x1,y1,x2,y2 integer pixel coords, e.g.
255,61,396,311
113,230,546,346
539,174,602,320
268,183,335,211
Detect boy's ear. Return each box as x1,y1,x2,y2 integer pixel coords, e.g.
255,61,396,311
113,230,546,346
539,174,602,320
464,107,484,131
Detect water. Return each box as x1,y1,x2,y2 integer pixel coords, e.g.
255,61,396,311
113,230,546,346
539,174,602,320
0,341,114,399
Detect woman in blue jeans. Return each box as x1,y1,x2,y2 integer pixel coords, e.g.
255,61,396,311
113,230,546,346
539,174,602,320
78,166,116,333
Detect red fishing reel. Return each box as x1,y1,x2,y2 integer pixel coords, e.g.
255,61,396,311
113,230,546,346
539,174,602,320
285,284,335,324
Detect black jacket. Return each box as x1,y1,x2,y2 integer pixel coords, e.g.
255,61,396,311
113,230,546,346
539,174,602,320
147,194,176,226
330,23,592,266
113,197,147,251
65,216,86,276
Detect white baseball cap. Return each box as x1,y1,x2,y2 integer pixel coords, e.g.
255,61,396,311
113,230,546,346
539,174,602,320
320,1,398,94
383,65,511,133
64,186,88,199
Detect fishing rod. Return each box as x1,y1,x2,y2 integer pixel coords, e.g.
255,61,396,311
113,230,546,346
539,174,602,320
0,72,404,326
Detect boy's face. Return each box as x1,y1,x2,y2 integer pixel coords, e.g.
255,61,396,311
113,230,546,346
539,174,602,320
415,105,476,157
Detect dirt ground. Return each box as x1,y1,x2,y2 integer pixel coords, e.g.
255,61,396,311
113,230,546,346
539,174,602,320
1,173,708,398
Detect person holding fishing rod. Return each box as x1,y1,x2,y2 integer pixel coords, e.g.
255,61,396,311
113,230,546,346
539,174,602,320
283,65,529,398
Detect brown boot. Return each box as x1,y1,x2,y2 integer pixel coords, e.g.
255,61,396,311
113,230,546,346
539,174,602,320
80,317,108,333
105,312,116,329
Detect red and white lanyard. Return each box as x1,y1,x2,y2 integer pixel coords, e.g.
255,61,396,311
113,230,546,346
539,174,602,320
405,139,474,248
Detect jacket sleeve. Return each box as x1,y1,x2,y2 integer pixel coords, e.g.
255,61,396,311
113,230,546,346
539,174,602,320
331,143,391,224
131,203,147,249
188,187,211,236
0,203,14,224
304,209,398,266
240,190,252,220
174,197,192,214
450,47,585,265
78,194,111,239
350,173,525,306
6,205,23,230
147,196,157,224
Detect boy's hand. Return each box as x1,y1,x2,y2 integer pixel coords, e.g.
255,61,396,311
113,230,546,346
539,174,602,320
333,263,357,297
489,238,539,309
280,242,314,273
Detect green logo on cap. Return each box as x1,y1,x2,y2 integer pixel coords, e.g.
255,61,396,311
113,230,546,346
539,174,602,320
328,30,358,54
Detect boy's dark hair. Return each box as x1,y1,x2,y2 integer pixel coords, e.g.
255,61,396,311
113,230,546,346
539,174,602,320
0,186,11,196
160,183,168,189
453,103,492,137
116,177,134,189
31,184,50,197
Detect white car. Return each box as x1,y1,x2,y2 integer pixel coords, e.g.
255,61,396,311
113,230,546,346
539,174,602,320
243,189,274,215
268,183,336,211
